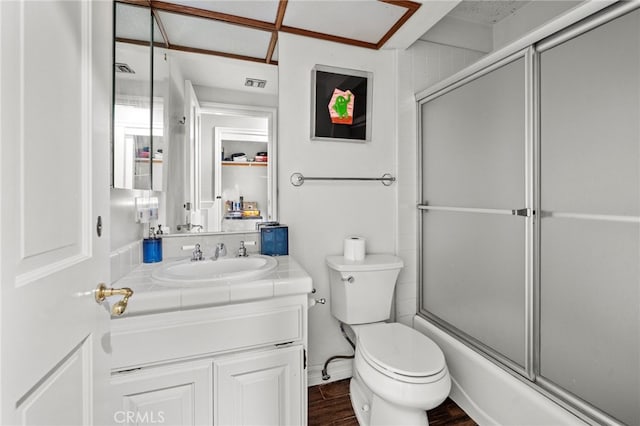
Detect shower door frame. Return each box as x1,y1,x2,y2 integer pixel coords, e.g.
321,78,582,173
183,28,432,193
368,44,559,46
416,47,536,380
415,2,640,425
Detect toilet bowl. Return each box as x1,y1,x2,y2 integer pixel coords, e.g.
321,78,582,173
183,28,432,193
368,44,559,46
349,322,451,425
326,254,451,425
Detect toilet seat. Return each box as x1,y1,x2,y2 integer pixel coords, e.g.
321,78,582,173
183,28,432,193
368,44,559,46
357,323,446,383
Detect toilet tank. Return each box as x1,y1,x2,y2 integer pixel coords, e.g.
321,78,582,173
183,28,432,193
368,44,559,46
326,254,404,325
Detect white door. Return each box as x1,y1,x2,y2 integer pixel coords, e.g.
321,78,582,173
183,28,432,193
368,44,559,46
1,1,112,425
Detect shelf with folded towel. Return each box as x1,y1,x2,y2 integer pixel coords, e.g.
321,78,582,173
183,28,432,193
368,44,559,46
222,161,268,167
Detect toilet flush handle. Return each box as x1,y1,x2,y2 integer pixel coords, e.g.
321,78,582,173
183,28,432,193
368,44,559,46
341,275,354,284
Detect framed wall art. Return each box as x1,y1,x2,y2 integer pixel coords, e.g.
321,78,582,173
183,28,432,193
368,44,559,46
311,65,373,142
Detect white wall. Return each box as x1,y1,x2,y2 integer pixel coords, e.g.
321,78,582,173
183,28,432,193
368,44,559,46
277,33,397,379
395,40,484,327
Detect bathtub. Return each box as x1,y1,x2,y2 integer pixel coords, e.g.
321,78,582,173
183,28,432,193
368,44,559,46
413,315,588,426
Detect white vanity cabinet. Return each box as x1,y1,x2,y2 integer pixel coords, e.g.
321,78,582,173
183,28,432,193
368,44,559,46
214,345,304,425
110,360,211,425
109,293,308,426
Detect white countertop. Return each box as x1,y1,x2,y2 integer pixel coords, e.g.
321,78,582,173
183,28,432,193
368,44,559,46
112,255,313,317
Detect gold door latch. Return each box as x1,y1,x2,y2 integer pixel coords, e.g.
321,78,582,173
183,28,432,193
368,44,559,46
95,283,134,316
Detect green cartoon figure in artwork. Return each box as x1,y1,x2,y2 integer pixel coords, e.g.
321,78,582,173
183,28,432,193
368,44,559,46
328,89,354,124
333,92,351,118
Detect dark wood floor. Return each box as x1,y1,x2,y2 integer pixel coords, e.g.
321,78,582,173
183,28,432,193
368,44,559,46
308,379,477,426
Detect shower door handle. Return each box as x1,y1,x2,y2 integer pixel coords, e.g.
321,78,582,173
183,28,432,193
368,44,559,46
511,208,533,217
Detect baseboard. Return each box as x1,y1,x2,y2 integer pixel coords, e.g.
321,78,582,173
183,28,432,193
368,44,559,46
307,358,353,387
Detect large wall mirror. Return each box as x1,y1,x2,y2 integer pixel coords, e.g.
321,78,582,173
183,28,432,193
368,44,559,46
113,2,278,234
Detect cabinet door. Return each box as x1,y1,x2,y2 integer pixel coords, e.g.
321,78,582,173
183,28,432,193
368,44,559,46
214,345,305,426
111,362,211,426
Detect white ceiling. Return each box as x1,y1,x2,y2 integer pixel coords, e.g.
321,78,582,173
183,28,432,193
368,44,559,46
114,0,467,93
157,10,273,58
282,1,407,43
447,0,531,25
115,0,423,64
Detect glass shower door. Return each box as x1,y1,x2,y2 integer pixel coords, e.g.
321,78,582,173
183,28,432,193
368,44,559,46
538,8,640,425
419,52,533,373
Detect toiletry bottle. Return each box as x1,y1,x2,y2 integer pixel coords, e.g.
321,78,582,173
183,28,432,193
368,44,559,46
143,225,163,263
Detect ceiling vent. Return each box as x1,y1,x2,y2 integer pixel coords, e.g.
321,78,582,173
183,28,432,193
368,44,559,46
115,62,135,74
245,78,267,88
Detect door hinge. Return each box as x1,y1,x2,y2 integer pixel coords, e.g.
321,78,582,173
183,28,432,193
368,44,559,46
304,349,307,370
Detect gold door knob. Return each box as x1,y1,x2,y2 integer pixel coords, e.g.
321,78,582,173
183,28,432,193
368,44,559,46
95,283,134,316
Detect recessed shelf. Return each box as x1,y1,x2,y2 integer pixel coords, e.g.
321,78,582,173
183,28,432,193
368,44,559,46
222,161,268,167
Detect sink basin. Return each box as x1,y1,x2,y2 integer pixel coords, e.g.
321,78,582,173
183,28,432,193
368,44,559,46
152,255,278,286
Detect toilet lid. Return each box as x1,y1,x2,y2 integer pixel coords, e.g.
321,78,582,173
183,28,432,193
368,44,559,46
358,323,445,378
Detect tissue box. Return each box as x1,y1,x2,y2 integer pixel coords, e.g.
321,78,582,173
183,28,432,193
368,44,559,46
260,225,288,256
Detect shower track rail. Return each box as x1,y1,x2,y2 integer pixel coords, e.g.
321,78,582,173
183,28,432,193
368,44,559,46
290,172,395,186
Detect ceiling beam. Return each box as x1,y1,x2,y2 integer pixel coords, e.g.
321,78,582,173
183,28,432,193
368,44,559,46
266,32,278,64
376,0,421,48
266,0,287,64
151,8,170,47
159,43,278,66
279,25,379,50
275,0,288,28
116,0,151,7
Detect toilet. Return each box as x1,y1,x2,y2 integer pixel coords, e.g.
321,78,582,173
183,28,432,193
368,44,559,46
326,254,451,426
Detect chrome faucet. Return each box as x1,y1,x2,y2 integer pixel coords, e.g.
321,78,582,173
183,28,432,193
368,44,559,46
191,244,204,261
177,223,203,232
212,243,226,260
177,202,203,232
237,241,248,257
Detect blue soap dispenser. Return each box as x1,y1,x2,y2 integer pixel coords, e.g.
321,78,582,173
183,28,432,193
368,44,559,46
143,225,163,263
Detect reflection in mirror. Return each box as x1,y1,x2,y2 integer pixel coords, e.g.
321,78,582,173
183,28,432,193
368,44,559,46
161,52,278,235
113,3,166,191
196,105,276,233
152,27,168,192
113,3,278,234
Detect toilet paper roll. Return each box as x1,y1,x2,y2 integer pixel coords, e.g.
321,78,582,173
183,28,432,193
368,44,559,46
343,236,366,261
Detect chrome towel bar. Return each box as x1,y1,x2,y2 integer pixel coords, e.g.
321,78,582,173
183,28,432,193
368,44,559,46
290,172,395,187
